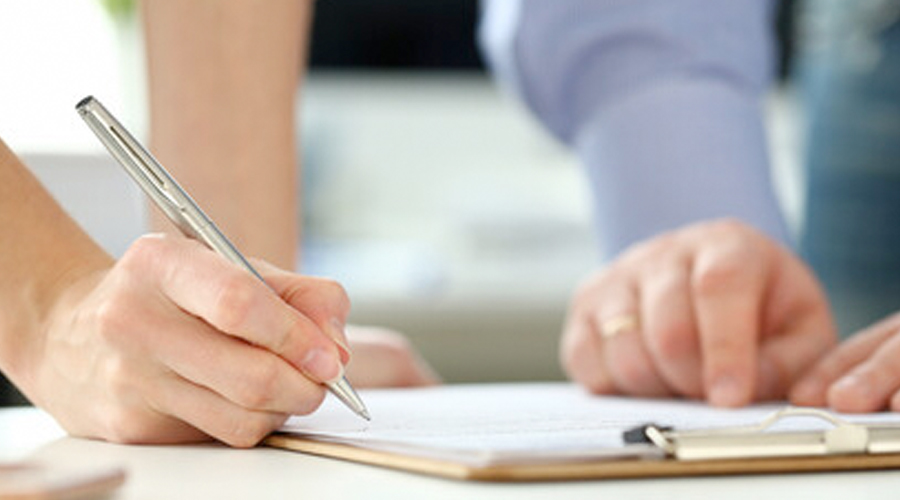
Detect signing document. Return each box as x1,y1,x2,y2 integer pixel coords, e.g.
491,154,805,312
272,383,900,474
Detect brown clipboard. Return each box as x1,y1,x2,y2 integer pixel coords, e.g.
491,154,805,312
264,408,900,482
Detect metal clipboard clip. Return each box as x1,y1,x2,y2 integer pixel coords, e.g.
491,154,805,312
633,407,900,461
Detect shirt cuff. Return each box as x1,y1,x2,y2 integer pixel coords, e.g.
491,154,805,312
574,76,791,260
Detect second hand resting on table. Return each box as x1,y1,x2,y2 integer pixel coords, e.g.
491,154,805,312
562,218,900,413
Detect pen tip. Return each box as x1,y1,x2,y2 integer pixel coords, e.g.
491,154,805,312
326,376,371,422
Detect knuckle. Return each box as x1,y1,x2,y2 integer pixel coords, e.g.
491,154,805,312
234,362,281,409
102,356,130,385
286,277,352,318
318,278,351,314
212,274,258,332
93,299,129,343
121,234,170,271
651,319,696,362
271,321,302,357
691,253,747,296
691,219,761,255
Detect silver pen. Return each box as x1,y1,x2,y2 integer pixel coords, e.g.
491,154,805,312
76,96,370,421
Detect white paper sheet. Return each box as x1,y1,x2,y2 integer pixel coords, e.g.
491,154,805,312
278,383,900,466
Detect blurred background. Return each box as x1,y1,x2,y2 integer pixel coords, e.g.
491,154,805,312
0,1,803,390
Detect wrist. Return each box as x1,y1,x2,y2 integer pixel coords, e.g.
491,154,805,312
0,250,112,403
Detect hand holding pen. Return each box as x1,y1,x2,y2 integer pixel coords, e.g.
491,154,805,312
34,97,368,447
31,230,358,447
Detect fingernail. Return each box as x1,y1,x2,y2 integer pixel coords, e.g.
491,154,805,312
302,347,344,383
327,319,352,364
709,376,746,407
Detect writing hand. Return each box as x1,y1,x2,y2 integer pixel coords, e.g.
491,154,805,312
31,234,347,447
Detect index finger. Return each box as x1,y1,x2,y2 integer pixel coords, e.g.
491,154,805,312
253,260,351,363
123,234,344,383
690,232,768,407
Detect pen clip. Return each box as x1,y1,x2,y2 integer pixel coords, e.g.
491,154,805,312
107,125,202,240
108,125,182,209
77,97,201,240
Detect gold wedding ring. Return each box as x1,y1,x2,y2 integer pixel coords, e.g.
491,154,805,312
600,315,639,339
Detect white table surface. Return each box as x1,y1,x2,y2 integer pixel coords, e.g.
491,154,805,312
3,407,900,499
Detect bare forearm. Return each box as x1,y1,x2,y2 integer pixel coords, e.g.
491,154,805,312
143,0,311,270
0,139,112,388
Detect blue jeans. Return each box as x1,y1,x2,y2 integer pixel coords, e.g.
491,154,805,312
797,0,900,336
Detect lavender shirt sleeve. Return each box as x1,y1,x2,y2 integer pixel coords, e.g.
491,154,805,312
479,0,790,261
